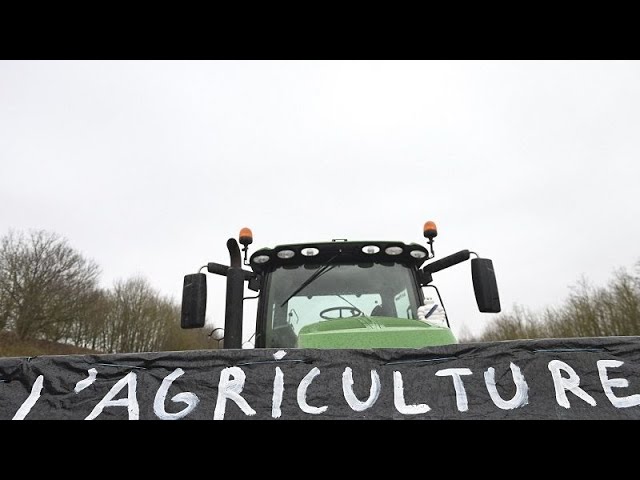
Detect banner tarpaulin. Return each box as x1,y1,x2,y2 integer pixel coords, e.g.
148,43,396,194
1,336,640,420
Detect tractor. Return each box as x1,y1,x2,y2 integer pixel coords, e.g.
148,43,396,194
181,221,500,349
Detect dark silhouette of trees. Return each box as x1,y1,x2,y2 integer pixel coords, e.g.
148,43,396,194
0,230,215,355
474,265,640,342
0,230,100,341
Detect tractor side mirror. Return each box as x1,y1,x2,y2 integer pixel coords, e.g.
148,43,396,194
181,273,207,328
471,258,501,313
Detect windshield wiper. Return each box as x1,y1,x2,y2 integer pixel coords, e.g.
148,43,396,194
280,254,339,307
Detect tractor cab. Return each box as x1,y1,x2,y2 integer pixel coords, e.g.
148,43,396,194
180,222,501,350
250,241,455,348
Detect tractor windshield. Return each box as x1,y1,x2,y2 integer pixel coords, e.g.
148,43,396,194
261,262,421,348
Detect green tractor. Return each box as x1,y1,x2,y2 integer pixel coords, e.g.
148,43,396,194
181,221,500,349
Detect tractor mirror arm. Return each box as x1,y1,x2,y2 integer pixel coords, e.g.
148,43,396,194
423,250,471,274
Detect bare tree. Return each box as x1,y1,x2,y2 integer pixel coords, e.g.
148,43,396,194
64,288,111,350
159,305,216,352
0,230,217,355
98,276,216,353
0,230,101,341
476,263,640,342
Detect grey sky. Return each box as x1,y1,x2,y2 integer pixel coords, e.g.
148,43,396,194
1,60,639,340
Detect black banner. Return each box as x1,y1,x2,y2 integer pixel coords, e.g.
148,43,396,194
2,336,640,419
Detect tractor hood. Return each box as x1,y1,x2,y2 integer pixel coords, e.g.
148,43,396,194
297,317,457,349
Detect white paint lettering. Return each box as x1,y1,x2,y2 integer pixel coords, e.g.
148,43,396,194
484,363,529,410
342,367,380,412
213,366,256,420
436,368,473,412
548,360,596,408
85,372,139,420
597,360,640,408
297,367,328,415
74,368,98,393
393,371,430,415
153,368,199,420
12,375,44,420
272,366,284,418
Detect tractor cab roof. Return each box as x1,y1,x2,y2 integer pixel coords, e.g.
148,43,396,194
249,240,429,273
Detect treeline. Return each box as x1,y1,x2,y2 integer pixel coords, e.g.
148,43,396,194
473,264,640,342
0,230,215,354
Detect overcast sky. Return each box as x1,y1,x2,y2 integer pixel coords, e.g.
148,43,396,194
1,60,639,341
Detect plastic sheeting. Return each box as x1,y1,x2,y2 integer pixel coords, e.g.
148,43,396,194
1,336,640,420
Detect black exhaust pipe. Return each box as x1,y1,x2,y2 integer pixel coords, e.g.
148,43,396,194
224,238,244,349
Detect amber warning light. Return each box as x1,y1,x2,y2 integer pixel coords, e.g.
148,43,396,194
423,221,437,239
239,227,253,265
423,220,437,258
239,227,253,247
